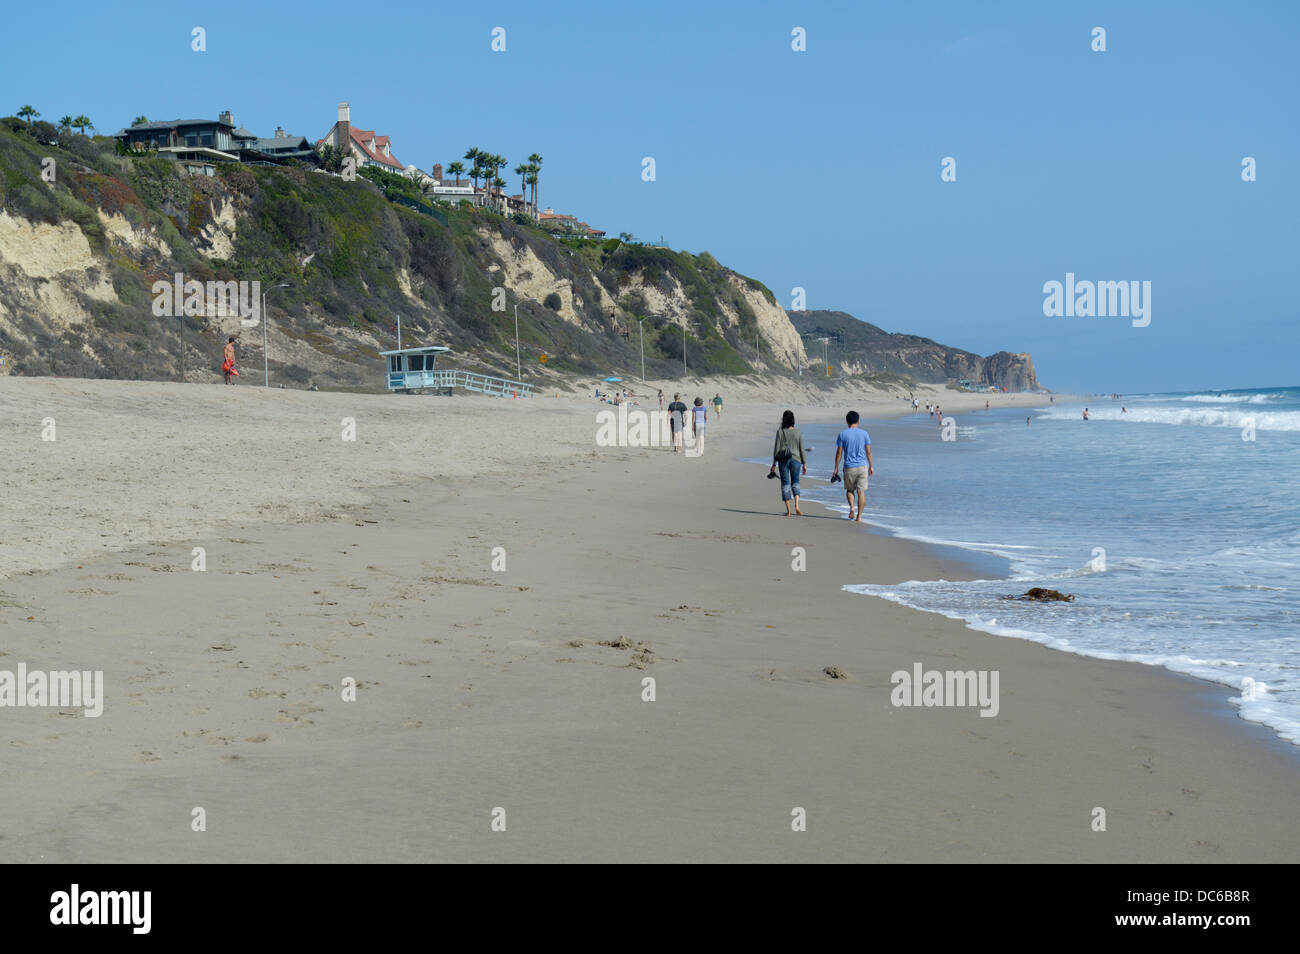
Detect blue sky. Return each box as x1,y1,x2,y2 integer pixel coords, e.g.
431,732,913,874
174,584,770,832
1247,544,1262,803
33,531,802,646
5,0,1296,392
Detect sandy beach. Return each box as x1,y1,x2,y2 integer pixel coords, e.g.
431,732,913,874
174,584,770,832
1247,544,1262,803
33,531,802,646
2,377,1296,862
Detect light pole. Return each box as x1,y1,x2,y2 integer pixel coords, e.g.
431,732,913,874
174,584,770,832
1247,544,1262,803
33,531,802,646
801,332,836,378
637,317,647,383
262,282,292,387
682,318,687,379
513,297,538,382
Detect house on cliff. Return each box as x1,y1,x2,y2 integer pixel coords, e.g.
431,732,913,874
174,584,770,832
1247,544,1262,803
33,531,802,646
317,102,405,175
114,111,316,175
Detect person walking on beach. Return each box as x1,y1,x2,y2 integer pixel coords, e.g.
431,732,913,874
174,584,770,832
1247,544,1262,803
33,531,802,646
690,396,708,455
832,410,873,522
668,393,688,453
768,410,807,516
658,389,664,410
713,393,723,418
222,337,238,385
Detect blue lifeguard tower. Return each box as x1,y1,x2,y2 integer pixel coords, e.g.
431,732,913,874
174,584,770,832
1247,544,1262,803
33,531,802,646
380,345,534,397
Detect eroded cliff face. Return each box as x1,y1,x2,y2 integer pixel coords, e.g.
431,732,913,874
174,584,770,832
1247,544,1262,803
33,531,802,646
719,276,809,369
0,212,118,374
482,226,808,371
979,351,1038,391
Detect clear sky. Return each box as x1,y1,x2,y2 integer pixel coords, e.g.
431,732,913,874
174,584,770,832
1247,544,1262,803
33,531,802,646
5,0,1296,392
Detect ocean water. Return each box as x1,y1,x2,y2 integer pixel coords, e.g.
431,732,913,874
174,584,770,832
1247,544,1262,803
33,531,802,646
788,389,1300,745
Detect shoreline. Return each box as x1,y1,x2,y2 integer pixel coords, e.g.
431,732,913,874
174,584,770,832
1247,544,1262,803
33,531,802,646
736,406,1300,757
2,377,1295,861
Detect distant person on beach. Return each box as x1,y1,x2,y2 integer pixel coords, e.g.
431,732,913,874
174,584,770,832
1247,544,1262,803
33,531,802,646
713,393,723,417
222,337,238,384
1083,407,1090,420
1121,407,1127,414
986,400,990,410
690,397,708,455
658,389,664,410
913,398,919,412
1027,416,1031,426
832,411,873,522
769,410,807,516
668,393,688,453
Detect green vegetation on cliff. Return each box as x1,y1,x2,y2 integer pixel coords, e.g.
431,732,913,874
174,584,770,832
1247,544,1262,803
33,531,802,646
0,120,779,385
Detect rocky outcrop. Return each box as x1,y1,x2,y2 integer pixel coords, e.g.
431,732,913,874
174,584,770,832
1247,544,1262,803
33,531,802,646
789,310,1042,391
980,351,1038,392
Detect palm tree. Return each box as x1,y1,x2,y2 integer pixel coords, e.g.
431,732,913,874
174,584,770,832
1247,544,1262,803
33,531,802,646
527,153,543,213
526,171,538,215
492,176,506,212
132,115,149,126
447,160,465,185
17,105,39,125
464,147,481,190
58,115,73,132
493,154,508,208
72,115,92,135
514,163,528,203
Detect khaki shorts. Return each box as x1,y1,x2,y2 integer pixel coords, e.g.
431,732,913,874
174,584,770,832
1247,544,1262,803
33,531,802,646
844,466,868,492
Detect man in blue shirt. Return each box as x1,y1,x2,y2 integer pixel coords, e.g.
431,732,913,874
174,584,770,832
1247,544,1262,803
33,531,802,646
832,410,874,522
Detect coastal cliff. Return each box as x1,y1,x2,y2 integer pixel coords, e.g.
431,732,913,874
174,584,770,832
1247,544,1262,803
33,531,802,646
0,122,1035,390
789,310,1041,391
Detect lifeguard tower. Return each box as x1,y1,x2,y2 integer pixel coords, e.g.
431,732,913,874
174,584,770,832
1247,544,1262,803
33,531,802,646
380,345,534,397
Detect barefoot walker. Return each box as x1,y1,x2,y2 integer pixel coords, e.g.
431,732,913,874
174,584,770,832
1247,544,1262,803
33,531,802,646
769,410,807,516
832,410,873,522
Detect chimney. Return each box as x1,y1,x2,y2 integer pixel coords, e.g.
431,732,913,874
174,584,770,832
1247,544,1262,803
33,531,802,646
274,126,286,139
432,163,443,183
218,110,233,126
336,102,350,149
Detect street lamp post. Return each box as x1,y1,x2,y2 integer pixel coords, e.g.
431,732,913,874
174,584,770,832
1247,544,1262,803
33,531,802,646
513,297,538,382
262,282,292,388
637,317,647,383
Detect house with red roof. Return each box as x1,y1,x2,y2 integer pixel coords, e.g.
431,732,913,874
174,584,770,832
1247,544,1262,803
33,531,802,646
538,208,605,238
317,102,405,175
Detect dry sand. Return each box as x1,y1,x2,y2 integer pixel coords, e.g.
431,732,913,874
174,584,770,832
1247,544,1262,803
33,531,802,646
1,376,1295,862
